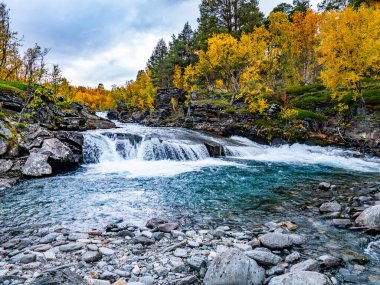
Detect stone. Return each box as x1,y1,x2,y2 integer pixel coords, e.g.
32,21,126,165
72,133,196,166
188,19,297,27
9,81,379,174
82,251,102,263
233,243,252,252
22,153,52,177
100,271,118,280
248,238,261,248
176,275,197,285
246,249,282,266
146,218,168,229
19,254,37,264
266,265,286,276
285,252,301,263
99,247,115,256
112,280,127,285
319,182,331,190
187,256,206,270
133,236,155,245
290,259,320,272
0,159,13,174
155,222,179,233
203,249,265,285
132,265,140,276
59,243,83,252
44,251,56,260
39,233,60,244
259,233,293,250
90,280,111,285
269,271,333,285
289,234,305,245
174,248,188,258
68,233,89,241
355,204,380,228
331,219,352,228
138,276,155,285
31,268,87,285
0,138,10,156
320,202,342,213
318,255,342,268
40,138,73,161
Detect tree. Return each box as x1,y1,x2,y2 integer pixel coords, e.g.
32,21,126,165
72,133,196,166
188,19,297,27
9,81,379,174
317,0,367,10
291,0,311,14
271,3,294,15
0,3,22,80
173,65,184,89
196,0,264,46
50,64,63,94
318,6,380,109
147,39,169,88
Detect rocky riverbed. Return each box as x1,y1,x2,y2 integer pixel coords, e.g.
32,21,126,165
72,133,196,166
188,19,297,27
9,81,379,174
1,181,379,285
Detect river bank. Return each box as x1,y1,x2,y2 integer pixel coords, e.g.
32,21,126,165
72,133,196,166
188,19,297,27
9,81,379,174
1,180,380,285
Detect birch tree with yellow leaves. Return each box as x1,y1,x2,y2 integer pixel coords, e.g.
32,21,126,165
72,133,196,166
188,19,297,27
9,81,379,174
318,6,380,108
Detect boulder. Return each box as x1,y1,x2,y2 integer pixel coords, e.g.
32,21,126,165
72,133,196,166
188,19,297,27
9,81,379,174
31,268,87,285
203,249,265,285
0,137,10,156
290,259,320,272
82,251,102,263
355,204,380,228
269,271,333,285
146,217,169,229
259,233,293,250
22,153,52,177
246,249,282,266
0,159,13,174
154,222,179,233
318,182,331,190
319,202,341,213
40,138,74,162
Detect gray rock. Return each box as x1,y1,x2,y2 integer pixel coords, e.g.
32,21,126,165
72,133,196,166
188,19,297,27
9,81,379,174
319,182,331,190
82,251,102,263
0,159,13,174
246,249,282,266
176,275,197,285
355,204,380,228
285,252,301,263
174,248,188,257
39,233,60,244
331,219,352,228
187,256,206,270
40,138,73,161
0,138,10,156
90,280,111,285
133,236,155,245
138,276,155,285
146,217,168,229
31,268,87,285
22,153,52,177
320,202,341,213
203,249,265,285
259,233,293,250
269,271,333,285
100,271,118,280
266,265,286,276
99,247,114,256
318,255,342,268
19,254,37,264
290,259,320,272
59,243,83,252
68,233,89,241
155,222,179,233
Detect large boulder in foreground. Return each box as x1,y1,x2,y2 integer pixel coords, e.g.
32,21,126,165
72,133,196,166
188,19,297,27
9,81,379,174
22,153,52,177
203,249,265,285
40,138,74,161
355,204,380,228
269,271,333,285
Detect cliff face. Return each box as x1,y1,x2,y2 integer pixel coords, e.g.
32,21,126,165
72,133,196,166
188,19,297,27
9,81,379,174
112,88,380,156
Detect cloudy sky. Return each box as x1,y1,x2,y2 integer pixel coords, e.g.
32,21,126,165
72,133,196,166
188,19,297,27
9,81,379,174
8,0,321,88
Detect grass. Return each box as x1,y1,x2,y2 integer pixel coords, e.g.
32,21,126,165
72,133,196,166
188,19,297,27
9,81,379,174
290,90,332,109
296,109,326,121
0,80,29,92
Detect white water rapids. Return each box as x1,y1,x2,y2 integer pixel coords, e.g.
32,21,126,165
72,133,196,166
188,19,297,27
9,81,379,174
82,115,380,177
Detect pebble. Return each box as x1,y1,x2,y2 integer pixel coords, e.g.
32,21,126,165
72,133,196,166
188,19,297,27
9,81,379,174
132,265,141,276
59,242,83,252
67,232,89,241
82,250,102,263
99,247,115,256
174,248,188,257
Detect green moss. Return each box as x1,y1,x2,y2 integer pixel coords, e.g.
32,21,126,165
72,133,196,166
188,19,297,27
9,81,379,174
286,83,326,96
0,80,29,92
296,109,326,121
291,90,332,109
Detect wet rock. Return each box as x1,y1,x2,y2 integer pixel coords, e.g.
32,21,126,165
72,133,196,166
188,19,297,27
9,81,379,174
22,153,52,177
117,230,134,238
259,233,293,250
285,252,301,263
99,247,115,256
31,268,87,285
288,234,305,245
133,236,155,245
39,233,60,244
290,259,320,272
59,242,83,252
146,217,169,229
319,182,331,190
246,249,282,266
40,138,73,161
82,251,102,263
154,222,179,233
269,271,333,285
320,202,342,212
331,219,352,228
19,254,36,264
68,233,89,241
355,204,380,228
203,249,265,285
318,255,342,268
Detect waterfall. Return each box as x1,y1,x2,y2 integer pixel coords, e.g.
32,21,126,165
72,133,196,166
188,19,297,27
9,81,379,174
83,131,210,163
